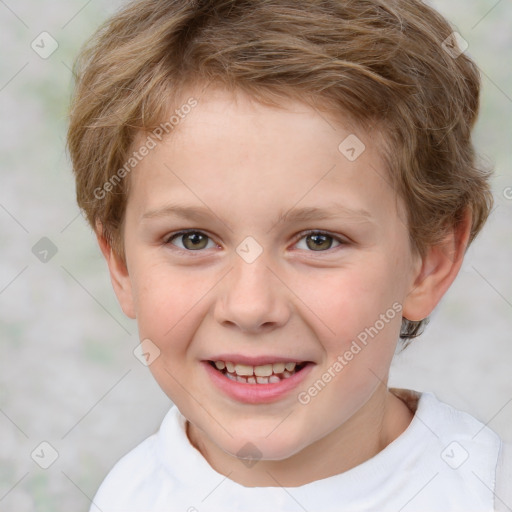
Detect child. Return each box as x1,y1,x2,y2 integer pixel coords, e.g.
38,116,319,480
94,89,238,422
67,0,511,510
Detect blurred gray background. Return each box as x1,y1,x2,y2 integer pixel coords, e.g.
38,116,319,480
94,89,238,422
0,0,510,510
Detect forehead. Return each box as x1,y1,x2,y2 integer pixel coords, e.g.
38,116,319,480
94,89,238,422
128,86,403,230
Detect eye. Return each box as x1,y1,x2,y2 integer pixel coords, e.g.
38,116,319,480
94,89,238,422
166,230,217,251
295,231,344,252
164,229,346,253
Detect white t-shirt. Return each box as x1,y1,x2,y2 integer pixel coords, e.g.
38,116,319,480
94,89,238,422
90,388,511,512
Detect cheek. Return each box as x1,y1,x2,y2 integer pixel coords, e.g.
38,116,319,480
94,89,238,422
131,263,202,339
296,262,400,335
293,260,404,385
131,265,211,395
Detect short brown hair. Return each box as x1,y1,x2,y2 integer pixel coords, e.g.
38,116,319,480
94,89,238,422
67,0,493,341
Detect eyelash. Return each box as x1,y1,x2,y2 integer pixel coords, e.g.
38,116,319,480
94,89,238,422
164,229,347,254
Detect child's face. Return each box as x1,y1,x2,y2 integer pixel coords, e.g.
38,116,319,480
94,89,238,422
113,86,423,476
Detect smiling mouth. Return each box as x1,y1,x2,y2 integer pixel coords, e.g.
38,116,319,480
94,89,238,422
208,360,309,384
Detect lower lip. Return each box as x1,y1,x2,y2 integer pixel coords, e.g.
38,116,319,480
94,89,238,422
202,361,315,404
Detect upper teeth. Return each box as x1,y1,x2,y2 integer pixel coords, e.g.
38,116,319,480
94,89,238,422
214,361,297,376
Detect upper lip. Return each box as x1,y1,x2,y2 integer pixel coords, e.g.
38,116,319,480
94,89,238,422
205,354,312,366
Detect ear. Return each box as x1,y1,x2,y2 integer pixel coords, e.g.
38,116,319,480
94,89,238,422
402,209,472,322
95,222,136,319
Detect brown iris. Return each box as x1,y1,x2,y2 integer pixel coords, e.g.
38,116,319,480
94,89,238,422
180,232,209,250
306,233,334,251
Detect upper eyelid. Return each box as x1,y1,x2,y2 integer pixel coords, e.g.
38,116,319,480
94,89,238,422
165,228,214,242
294,229,347,243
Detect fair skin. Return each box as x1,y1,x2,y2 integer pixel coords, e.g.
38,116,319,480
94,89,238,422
98,85,471,487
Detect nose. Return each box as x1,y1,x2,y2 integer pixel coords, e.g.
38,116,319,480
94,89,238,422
214,254,291,334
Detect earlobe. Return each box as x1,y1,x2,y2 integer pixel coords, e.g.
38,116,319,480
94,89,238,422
402,209,472,322
95,223,136,319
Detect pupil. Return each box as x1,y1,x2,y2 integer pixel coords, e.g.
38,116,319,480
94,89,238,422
184,232,207,250
307,234,332,251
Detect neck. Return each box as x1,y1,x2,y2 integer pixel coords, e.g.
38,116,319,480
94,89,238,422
186,384,414,487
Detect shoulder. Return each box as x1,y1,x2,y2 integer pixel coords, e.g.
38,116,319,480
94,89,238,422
89,407,180,512
495,440,512,511
389,388,503,510
90,433,161,512
393,387,501,453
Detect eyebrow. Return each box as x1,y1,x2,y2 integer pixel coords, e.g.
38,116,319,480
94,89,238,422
141,202,374,225
276,204,373,224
